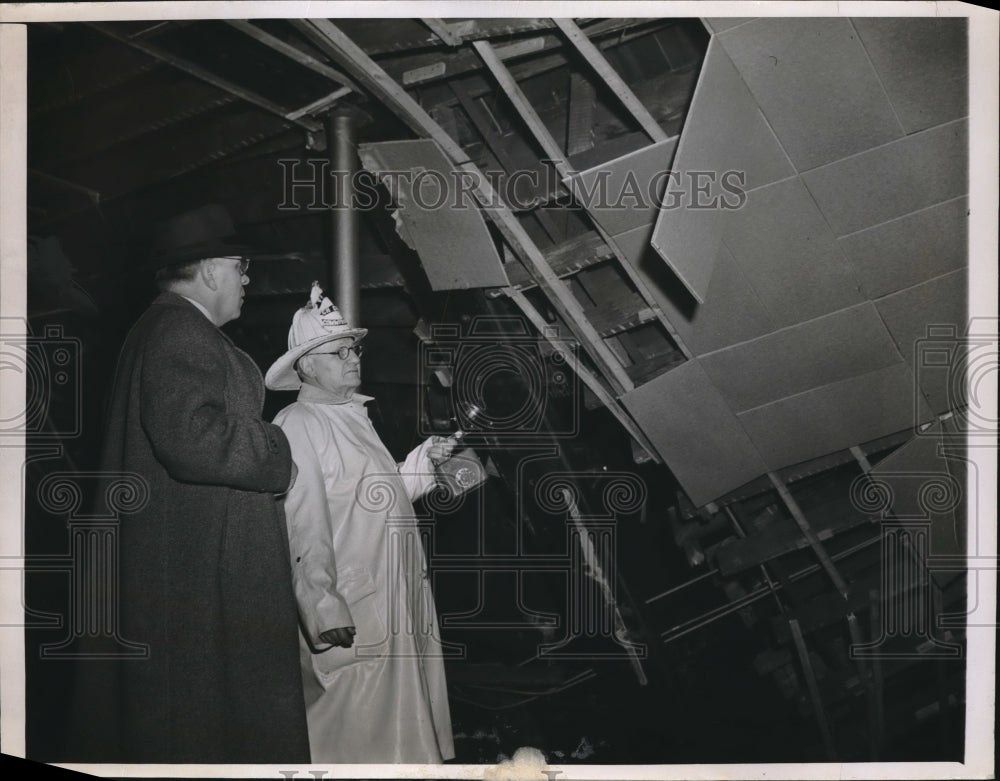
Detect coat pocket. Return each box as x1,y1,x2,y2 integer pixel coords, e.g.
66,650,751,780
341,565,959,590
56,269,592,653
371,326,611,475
310,565,386,683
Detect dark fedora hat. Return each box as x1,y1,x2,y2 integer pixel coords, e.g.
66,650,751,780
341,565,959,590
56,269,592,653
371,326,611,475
147,203,300,269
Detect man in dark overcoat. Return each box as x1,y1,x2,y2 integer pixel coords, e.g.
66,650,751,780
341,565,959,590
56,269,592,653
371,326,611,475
73,204,310,763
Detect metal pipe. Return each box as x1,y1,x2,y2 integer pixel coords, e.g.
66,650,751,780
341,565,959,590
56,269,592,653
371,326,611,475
328,108,361,326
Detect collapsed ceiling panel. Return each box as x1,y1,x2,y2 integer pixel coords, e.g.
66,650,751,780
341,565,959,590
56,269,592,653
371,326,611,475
624,238,776,356
852,17,969,134
721,177,865,327
620,360,767,507
698,303,903,413
737,363,934,470
716,17,905,171
358,138,509,291
648,36,792,302
570,137,678,237
838,196,968,299
801,119,968,237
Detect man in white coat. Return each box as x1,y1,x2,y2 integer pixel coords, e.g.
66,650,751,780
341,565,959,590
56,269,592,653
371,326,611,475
266,283,457,763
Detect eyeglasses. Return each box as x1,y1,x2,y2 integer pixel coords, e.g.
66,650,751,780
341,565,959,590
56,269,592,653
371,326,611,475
310,343,364,361
217,256,250,275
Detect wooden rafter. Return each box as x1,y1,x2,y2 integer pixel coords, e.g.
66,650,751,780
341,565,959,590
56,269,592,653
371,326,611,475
292,17,635,396
553,18,670,144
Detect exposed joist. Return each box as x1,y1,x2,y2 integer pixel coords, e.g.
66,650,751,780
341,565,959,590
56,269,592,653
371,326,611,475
471,39,690,361
553,18,670,144
383,18,669,89
293,17,634,395
507,290,658,463
768,471,850,599
88,22,321,134
420,18,463,48
473,40,573,179
225,20,360,93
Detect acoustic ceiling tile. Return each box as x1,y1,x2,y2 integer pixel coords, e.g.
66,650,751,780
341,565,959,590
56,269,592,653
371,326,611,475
839,197,968,299
358,139,509,291
738,363,934,471
722,177,866,327
874,269,968,415
853,18,968,135
650,37,794,302
571,138,678,238
704,19,757,35
718,17,904,171
621,360,768,507
801,119,968,237
618,229,776,356
699,303,903,412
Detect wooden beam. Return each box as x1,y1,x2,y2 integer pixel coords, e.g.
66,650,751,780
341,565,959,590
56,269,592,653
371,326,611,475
225,20,360,92
789,618,839,762
553,18,669,143
295,18,633,395
420,18,463,48
472,40,573,180
507,290,658,463
472,39,689,362
88,22,320,134
768,472,851,599
449,82,562,243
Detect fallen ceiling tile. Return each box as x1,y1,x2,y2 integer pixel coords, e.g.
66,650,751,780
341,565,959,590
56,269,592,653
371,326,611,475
620,360,768,508
569,137,678,237
649,36,792,302
358,138,509,291
619,232,775,356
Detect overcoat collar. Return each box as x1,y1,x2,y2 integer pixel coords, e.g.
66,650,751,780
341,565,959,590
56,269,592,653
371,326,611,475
296,383,373,408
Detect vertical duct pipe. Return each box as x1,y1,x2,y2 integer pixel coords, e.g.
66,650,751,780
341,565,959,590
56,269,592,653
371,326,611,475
328,107,362,326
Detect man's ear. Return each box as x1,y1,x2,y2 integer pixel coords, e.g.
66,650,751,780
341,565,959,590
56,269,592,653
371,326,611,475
200,258,219,291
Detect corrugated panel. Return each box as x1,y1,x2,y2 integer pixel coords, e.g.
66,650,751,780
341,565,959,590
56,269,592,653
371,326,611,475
649,37,793,302
358,139,509,291
801,119,968,237
620,361,767,507
737,363,934,471
874,269,968,415
699,303,903,412
718,17,904,171
722,177,865,327
853,18,969,135
839,197,968,299
570,137,678,237
620,233,776,355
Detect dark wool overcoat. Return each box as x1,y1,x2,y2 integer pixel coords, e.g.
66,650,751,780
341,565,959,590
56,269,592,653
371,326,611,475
72,292,310,763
